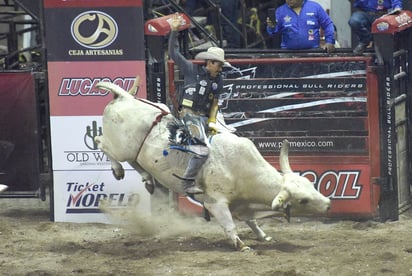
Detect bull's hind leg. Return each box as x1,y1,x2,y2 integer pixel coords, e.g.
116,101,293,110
246,219,273,242
94,136,124,180
204,200,250,252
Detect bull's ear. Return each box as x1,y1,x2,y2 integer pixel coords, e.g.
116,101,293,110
271,189,290,211
280,140,293,174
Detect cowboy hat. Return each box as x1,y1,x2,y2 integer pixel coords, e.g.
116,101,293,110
195,47,226,63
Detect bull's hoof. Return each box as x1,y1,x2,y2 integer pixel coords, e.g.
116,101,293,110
145,182,154,194
258,235,273,242
112,169,124,180
263,235,273,242
113,174,124,180
235,237,251,252
240,246,251,252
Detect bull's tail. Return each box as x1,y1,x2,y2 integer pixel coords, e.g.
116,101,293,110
96,81,135,100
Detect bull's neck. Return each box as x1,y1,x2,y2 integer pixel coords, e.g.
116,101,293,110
248,164,284,206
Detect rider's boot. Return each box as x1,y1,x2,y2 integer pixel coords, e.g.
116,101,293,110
182,155,207,195
183,179,203,194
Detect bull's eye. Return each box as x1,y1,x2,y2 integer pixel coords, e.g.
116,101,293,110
299,199,309,205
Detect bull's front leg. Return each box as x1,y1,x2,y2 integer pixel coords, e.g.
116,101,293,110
204,199,250,252
94,136,124,180
110,159,125,180
246,219,273,242
232,205,274,244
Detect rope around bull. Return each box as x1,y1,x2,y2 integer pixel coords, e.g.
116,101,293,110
133,98,170,163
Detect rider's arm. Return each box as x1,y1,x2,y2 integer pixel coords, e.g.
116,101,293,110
208,98,219,123
168,15,194,76
207,98,219,134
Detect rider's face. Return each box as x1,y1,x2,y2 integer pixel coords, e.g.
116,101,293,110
206,60,223,78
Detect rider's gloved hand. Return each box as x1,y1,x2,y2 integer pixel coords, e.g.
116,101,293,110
208,121,218,135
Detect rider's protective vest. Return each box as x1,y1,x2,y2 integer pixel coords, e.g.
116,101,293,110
179,66,223,117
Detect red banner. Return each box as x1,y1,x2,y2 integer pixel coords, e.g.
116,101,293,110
47,61,146,116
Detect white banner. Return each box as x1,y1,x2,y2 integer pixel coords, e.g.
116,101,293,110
53,170,150,223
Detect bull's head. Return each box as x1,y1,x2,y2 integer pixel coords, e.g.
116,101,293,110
271,140,331,220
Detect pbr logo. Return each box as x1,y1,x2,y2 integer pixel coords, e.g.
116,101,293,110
376,21,389,32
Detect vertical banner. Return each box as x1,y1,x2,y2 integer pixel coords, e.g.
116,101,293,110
44,0,150,223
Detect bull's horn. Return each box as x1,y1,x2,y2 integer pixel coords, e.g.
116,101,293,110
96,81,134,100
280,139,293,174
127,75,140,96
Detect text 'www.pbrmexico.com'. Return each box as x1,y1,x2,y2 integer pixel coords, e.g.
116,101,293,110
257,139,335,151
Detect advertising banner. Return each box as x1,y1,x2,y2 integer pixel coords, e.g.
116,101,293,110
44,0,149,222
47,61,145,116
285,162,376,216
50,116,112,171
53,170,149,224
43,0,144,62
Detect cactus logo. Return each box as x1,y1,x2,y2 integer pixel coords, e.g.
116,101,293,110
64,120,109,166
84,120,102,150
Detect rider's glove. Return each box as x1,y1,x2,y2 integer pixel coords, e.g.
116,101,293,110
208,121,218,135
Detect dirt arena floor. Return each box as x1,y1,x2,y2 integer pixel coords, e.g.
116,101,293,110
0,194,412,276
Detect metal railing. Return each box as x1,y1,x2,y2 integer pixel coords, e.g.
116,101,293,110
0,0,45,70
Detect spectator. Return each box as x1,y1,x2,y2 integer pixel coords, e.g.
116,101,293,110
266,0,336,53
349,0,402,55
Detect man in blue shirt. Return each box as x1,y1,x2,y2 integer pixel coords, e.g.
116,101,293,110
349,0,402,55
266,0,336,53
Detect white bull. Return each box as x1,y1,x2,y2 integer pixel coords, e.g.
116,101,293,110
95,81,331,251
